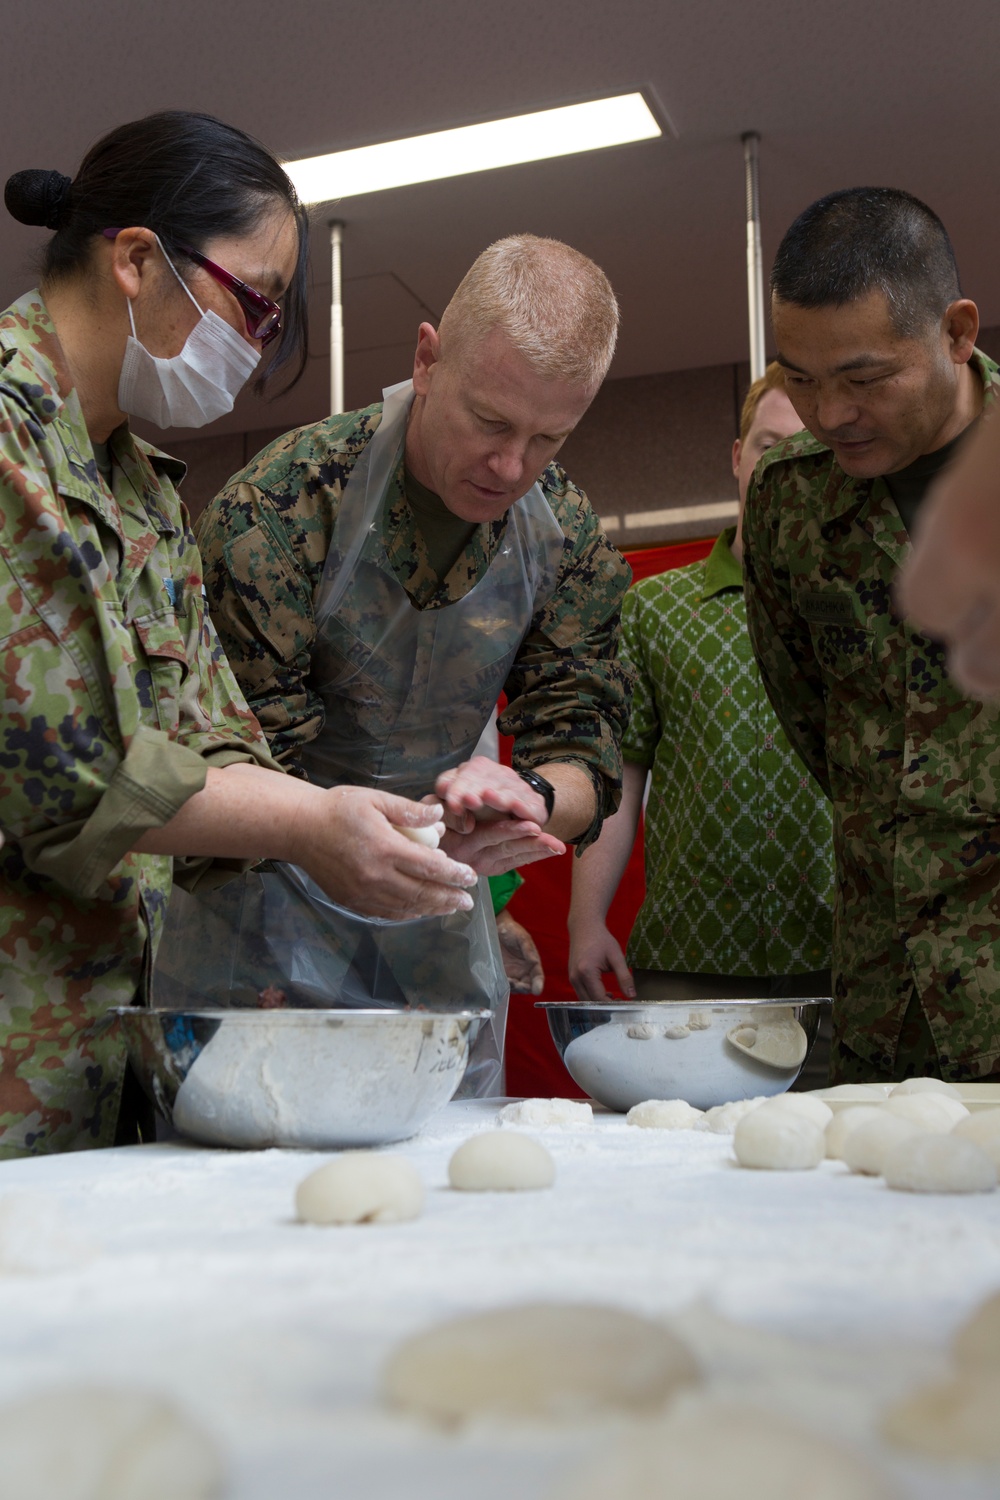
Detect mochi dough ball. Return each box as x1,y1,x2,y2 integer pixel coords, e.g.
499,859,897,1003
498,1098,593,1128
814,1083,892,1101
295,1153,424,1225
885,1093,968,1131
953,1288,1000,1373
842,1114,921,1176
627,1099,705,1130
763,1093,833,1129
952,1108,1000,1171
702,1097,767,1135
397,822,441,848
449,1130,554,1190
383,1303,699,1423
825,1105,883,1161
889,1075,962,1098
549,1398,896,1500
881,1372,1000,1460
733,1103,825,1170
0,1387,223,1500
882,1134,996,1194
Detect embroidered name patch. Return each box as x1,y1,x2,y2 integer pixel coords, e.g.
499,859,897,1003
798,591,859,625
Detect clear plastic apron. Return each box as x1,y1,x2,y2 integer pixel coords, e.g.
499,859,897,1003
156,381,564,1098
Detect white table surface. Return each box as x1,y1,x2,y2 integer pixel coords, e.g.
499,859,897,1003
1,1099,999,1499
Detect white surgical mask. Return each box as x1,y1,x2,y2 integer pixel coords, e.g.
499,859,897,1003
117,237,260,429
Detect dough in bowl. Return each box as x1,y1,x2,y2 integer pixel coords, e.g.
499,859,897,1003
295,1154,424,1225
383,1303,699,1423
733,1103,825,1170
449,1130,554,1191
548,1398,896,1499
0,1387,223,1500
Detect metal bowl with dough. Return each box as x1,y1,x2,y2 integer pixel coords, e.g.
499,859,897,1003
113,1008,487,1149
538,998,829,1112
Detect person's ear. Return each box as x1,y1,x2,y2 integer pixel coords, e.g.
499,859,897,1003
412,321,441,395
944,298,979,366
106,228,159,301
732,437,742,481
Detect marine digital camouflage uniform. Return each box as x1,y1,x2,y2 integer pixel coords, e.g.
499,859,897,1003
195,403,633,849
743,349,1000,1082
0,293,279,1158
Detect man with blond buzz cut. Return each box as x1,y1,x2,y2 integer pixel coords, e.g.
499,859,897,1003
188,235,632,1092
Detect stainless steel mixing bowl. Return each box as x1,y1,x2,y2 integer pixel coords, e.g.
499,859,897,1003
113,1008,487,1149
539,998,829,1112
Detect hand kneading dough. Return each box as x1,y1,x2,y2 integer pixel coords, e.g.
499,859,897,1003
841,1113,922,1175
885,1093,968,1131
825,1105,883,1161
733,1103,825,1169
888,1075,961,1098
548,1399,895,1500
881,1371,1000,1459
498,1098,593,1128
295,1153,424,1224
953,1288,1000,1372
0,1387,223,1500
627,1099,705,1130
449,1130,554,1190
763,1092,833,1128
881,1133,996,1194
383,1303,699,1422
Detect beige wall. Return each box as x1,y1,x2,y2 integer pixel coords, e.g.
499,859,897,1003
170,329,1000,543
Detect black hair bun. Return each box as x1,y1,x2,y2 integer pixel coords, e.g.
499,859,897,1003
4,169,72,231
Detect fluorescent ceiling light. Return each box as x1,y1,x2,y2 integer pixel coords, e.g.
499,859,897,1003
286,92,661,205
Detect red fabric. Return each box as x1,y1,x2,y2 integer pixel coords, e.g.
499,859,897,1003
503,534,717,1097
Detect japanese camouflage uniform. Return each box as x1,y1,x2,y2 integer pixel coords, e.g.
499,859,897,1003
0,293,279,1158
622,529,833,980
195,401,633,844
742,349,1000,1082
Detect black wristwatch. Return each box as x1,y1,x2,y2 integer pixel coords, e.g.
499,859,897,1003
518,769,555,822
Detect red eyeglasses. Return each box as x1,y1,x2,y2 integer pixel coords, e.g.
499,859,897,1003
103,230,283,346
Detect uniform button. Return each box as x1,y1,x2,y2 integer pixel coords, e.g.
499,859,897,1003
767,881,776,891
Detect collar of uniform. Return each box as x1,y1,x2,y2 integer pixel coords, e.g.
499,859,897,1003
700,526,743,600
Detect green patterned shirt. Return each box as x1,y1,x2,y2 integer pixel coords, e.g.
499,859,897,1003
621,530,833,976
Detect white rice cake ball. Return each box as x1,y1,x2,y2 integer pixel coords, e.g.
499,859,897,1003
882,1134,996,1194
885,1093,968,1131
295,1154,424,1225
889,1075,961,1098
397,823,441,848
813,1083,893,1101
881,1371,1000,1460
702,1097,767,1135
825,1105,884,1161
549,1398,895,1499
0,1387,223,1500
762,1093,833,1128
498,1098,593,1128
733,1103,825,1170
383,1303,699,1423
626,1100,705,1130
449,1130,554,1191
953,1288,1000,1373
952,1108,1000,1171
842,1114,921,1176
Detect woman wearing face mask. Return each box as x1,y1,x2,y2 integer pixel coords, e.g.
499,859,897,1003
0,111,476,1159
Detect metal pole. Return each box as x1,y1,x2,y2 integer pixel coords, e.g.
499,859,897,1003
742,132,766,382
329,220,345,415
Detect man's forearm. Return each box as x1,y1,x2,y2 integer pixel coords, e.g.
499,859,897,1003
538,761,600,844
